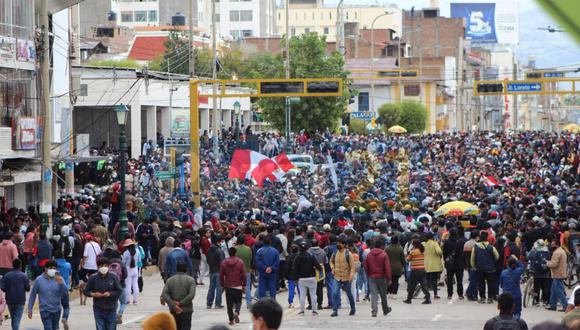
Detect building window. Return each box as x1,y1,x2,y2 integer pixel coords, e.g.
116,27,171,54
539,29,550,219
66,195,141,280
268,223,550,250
215,14,220,22
358,92,369,112
323,27,329,34
229,10,240,22
1,0,35,39
329,11,332,20
121,11,133,22
354,11,357,19
304,28,310,33
231,30,240,39
135,11,147,22
241,29,252,37
291,28,296,36
148,10,157,22
240,10,252,21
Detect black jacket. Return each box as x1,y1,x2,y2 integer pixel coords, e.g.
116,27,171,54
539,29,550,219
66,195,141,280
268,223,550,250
443,237,465,270
84,272,123,312
207,244,225,274
292,251,322,280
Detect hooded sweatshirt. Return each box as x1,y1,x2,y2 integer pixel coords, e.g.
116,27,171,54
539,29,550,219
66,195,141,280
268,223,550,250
0,240,18,269
219,256,246,289
363,248,392,280
158,237,175,274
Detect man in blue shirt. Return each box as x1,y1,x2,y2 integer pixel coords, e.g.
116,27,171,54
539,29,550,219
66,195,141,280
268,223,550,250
28,260,70,330
255,236,280,300
1,259,30,330
500,255,525,319
164,239,193,278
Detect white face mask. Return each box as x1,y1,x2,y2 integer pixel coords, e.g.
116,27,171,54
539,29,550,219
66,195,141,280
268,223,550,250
99,267,109,275
47,269,57,278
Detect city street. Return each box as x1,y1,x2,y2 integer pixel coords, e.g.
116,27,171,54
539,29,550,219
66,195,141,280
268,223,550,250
18,271,563,330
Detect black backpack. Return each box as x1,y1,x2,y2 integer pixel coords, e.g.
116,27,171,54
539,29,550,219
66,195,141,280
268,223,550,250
492,316,522,330
58,236,72,259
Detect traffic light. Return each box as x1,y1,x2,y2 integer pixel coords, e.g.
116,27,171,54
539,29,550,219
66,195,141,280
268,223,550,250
260,82,304,94
476,83,504,94
400,70,418,77
378,71,400,77
348,86,355,104
526,72,542,79
306,81,340,94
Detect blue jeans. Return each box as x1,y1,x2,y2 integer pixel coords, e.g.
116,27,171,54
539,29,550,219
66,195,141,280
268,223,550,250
40,310,61,330
357,268,369,299
513,294,522,319
118,289,127,315
207,272,222,307
466,269,478,300
325,271,337,307
549,279,568,309
8,305,24,330
94,309,117,330
332,278,355,312
246,272,252,306
258,273,277,300
288,279,301,304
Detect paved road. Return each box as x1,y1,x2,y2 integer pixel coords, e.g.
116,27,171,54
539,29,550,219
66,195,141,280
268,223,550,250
17,272,563,330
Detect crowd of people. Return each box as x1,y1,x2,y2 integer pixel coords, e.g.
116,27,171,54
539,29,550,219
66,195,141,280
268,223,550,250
0,129,578,330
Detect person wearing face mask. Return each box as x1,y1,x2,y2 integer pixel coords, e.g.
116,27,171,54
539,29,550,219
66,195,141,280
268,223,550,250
27,260,70,330
83,258,123,329
329,236,356,317
546,239,569,312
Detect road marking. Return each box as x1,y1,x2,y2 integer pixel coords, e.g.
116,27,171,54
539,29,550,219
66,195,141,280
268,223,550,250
123,315,146,325
432,314,442,322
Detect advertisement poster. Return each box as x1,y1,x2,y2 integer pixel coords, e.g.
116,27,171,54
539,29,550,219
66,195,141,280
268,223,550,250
0,37,15,61
451,3,519,45
16,40,36,62
16,117,37,150
171,109,190,136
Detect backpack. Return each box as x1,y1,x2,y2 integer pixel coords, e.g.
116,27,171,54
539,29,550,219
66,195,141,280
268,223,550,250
109,262,123,280
58,236,72,259
492,316,522,330
72,235,83,258
330,250,351,269
530,250,548,274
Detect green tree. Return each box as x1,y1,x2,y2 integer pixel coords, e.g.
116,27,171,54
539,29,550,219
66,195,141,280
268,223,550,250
87,59,141,69
398,101,426,133
349,118,368,135
378,103,401,130
149,29,189,74
243,33,350,132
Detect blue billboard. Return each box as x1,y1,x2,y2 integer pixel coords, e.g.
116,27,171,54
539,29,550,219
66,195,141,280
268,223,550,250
451,3,498,44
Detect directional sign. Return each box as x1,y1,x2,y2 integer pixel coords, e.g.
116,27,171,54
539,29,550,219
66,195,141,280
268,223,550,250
506,82,542,93
543,72,564,78
350,112,373,120
155,170,176,180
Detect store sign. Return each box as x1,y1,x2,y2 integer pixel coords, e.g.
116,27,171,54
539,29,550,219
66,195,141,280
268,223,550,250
16,117,37,150
171,109,190,136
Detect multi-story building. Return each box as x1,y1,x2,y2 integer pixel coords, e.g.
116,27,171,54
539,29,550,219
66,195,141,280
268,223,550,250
276,3,401,42
197,0,277,39
0,0,41,210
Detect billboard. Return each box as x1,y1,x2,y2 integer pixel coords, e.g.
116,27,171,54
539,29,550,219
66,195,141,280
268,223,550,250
451,2,519,45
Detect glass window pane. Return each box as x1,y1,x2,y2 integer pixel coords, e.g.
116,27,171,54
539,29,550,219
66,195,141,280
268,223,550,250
148,10,157,22
121,11,133,22
229,10,239,22
240,10,252,22
135,11,147,22
242,29,252,37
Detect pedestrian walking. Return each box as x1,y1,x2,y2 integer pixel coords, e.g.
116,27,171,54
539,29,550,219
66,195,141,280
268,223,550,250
292,241,322,316
500,256,525,319
1,258,30,330
121,239,141,305
471,231,499,304
442,228,465,300
161,262,197,330
483,293,528,330
164,239,193,279
423,233,443,299
527,239,551,306
235,235,253,308
329,236,356,317
546,239,569,311
83,257,123,330
307,239,327,310
363,239,392,317
220,247,246,325
403,239,431,304
27,260,70,330
255,236,280,300
206,235,225,309
385,236,405,299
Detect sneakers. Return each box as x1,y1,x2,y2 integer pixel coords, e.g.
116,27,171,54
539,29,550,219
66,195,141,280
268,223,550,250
487,298,494,304
403,299,412,304
62,319,69,330
447,296,453,300
306,305,312,310
116,315,123,325
298,311,305,316
384,306,392,315
234,313,240,323
422,299,431,304
478,298,486,304
229,321,235,326
434,295,441,300
312,311,319,316
372,312,377,317
330,311,338,317
317,304,323,310
458,296,465,300
349,309,356,316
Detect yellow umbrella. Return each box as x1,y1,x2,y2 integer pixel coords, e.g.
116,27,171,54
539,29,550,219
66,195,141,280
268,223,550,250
388,125,407,134
562,123,580,133
435,201,479,216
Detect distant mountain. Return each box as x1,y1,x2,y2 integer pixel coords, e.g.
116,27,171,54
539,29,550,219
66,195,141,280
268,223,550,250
517,7,580,69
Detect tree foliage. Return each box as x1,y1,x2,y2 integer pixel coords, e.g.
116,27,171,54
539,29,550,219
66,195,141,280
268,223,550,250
242,33,350,132
349,118,368,135
378,101,426,134
87,59,141,69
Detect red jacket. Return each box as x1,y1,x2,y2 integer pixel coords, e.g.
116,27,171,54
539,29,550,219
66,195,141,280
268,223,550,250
363,248,392,281
201,237,211,255
244,234,256,248
219,256,246,289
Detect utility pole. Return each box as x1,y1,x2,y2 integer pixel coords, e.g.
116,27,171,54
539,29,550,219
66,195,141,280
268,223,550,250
189,0,195,77
40,0,52,235
211,0,220,162
336,0,345,56
456,36,464,131
285,0,290,151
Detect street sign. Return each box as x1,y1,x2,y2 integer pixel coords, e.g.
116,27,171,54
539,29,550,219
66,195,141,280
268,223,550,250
543,72,565,78
506,82,542,93
350,112,373,120
288,97,300,104
155,170,175,180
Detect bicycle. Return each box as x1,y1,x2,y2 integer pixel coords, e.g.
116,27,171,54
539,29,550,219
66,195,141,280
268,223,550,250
564,253,579,289
522,269,535,308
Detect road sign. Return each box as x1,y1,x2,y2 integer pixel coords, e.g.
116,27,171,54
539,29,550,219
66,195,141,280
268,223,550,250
543,72,564,78
350,112,373,120
155,170,175,180
288,97,300,104
506,82,542,93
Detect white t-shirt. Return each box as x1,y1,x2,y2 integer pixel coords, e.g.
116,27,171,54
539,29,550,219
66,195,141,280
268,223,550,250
568,285,580,306
83,241,102,270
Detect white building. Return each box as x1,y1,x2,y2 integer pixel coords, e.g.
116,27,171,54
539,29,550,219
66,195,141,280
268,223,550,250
110,0,193,28
197,0,277,39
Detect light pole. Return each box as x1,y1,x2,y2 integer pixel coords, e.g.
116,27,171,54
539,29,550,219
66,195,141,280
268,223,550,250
370,11,392,115
115,104,129,242
336,0,345,55
233,101,241,142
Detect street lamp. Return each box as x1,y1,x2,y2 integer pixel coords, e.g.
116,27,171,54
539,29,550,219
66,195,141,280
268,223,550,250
233,101,241,142
115,104,129,243
370,11,392,115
